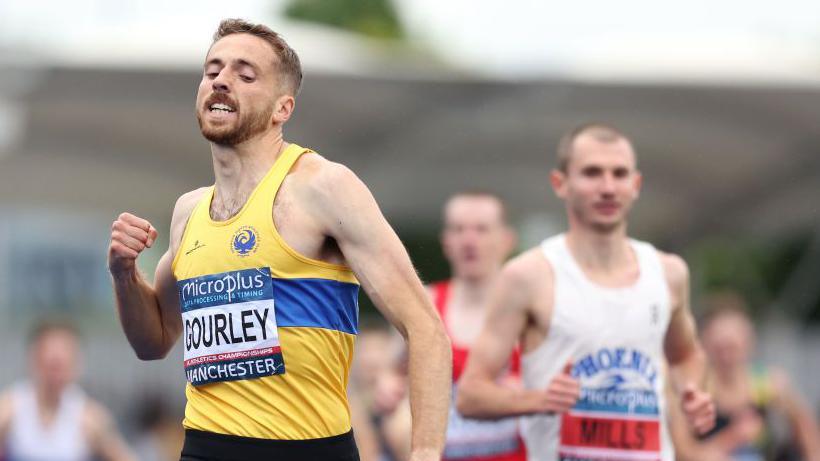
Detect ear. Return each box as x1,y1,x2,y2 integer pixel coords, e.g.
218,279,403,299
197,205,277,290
550,168,566,199
502,226,518,257
272,94,295,124
440,228,456,264
633,169,643,199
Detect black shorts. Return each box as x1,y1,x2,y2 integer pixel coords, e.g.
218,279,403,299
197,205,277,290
180,429,360,461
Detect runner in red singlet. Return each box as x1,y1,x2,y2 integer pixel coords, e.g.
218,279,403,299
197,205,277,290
430,192,526,461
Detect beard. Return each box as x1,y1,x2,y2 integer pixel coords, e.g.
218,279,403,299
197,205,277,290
197,103,274,146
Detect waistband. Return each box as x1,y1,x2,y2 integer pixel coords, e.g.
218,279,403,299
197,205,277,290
181,429,359,461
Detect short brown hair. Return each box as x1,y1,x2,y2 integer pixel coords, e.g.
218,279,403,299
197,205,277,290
697,290,754,331
28,318,80,348
444,190,510,225
556,122,630,172
213,18,303,95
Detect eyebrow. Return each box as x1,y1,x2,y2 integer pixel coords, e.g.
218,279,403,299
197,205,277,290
204,57,259,71
236,59,259,72
204,58,223,69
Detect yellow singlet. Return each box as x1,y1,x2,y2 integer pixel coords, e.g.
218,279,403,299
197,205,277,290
172,144,359,440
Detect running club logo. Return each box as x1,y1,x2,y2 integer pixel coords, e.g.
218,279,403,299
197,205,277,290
560,347,662,461
231,226,259,257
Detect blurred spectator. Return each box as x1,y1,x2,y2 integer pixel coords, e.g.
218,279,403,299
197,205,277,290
0,319,136,461
130,393,184,461
349,319,409,461
672,292,820,461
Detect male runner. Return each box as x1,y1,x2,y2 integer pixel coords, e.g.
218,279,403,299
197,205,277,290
0,320,135,461
432,192,526,461
457,124,716,461
107,19,450,461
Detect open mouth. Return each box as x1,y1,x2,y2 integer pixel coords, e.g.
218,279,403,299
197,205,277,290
208,103,235,114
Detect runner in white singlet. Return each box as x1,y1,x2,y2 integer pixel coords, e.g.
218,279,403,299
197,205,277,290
6,383,90,461
456,123,716,461
0,320,135,461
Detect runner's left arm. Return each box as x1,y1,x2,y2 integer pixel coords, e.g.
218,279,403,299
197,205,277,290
661,253,715,435
309,162,451,461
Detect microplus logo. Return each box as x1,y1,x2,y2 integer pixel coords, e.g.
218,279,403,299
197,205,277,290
178,269,268,308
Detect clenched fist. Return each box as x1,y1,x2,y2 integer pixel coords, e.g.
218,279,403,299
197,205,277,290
538,361,581,414
108,212,158,276
681,383,716,435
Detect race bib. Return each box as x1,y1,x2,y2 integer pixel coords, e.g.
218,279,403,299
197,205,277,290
444,385,521,459
559,348,662,461
177,267,285,386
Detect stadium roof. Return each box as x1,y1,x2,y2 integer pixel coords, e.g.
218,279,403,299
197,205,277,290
1,64,818,247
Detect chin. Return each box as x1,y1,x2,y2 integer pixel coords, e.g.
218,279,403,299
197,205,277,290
462,269,490,280
201,128,239,145
589,221,623,233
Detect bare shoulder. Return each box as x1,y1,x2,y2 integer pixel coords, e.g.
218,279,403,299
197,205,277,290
81,398,114,436
500,247,553,292
766,366,792,394
290,151,330,175
657,251,689,291
171,187,210,225
289,153,363,199
168,187,210,250
83,398,112,425
287,153,376,233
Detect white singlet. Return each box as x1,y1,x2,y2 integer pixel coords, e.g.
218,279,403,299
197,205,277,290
520,235,674,461
6,382,91,461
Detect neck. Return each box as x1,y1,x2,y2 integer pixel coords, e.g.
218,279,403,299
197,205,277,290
211,129,286,196
450,272,497,308
209,130,287,220
565,219,631,271
714,364,746,386
35,383,63,412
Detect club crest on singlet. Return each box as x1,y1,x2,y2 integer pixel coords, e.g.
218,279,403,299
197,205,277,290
230,225,259,257
177,267,285,386
560,347,662,461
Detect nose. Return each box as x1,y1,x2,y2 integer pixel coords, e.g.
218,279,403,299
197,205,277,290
212,69,230,93
461,232,481,250
600,172,616,195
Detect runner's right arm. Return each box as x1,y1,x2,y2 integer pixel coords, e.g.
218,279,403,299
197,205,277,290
457,252,580,418
83,400,138,461
769,369,820,461
108,190,204,360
